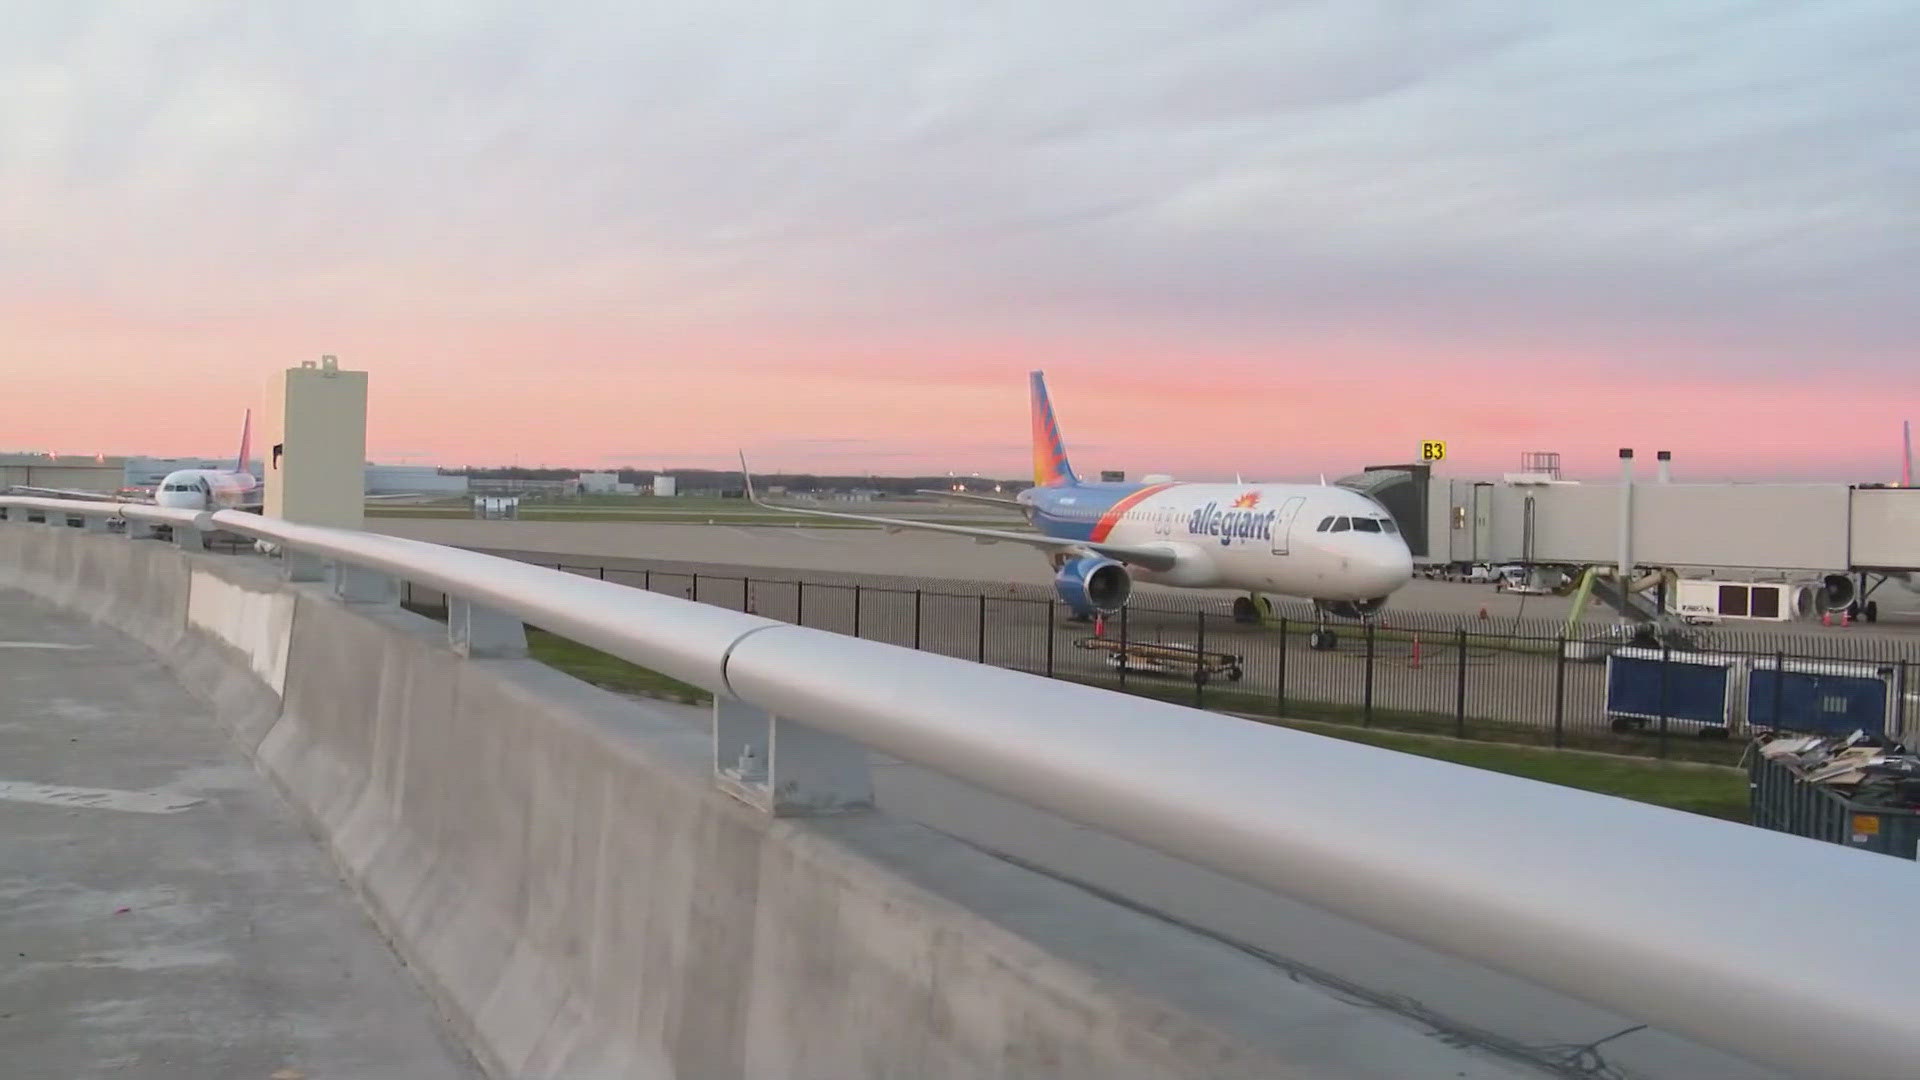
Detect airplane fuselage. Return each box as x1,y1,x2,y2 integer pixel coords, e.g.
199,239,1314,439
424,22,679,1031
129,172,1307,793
152,469,259,512
1021,480,1411,603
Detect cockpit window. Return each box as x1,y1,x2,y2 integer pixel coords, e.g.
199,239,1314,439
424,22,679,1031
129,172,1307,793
1316,516,1334,532
1351,517,1382,533
1329,517,1351,532
1379,518,1399,534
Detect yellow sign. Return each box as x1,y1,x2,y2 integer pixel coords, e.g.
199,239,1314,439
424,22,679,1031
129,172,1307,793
1420,440,1447,463
1852,814,1881,837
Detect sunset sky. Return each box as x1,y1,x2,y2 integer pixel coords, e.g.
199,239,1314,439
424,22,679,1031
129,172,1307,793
2,2,1913,482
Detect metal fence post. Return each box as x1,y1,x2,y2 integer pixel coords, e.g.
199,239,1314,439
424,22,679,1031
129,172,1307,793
743,574,753,613
977,594,987,662
644,568,652,591
1898,659,1911,742
913,589,923,650
1119,606,1129,689
852,584,862,639
1553,635,1568,748
1363,623,1377,726
1773,650,1785,732
1194,611,1207,708
1045,601,1056,677
796,580,805,627
1454,628,1468,738
1658,643,1672,759
598,565,606,581
691,572,699,602
1275,617,1289,717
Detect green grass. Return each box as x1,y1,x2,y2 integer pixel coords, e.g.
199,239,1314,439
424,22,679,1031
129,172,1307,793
1050,673,1747,819
402,603,1748,823
1275,720,1750,821
1062,671,1746,767
524,629,713,705
513,627,1749,823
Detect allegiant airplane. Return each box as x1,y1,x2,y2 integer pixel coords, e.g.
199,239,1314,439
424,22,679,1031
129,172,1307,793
745,371,1413,640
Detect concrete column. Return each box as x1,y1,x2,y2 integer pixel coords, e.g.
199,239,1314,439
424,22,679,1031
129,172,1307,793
331,564,398,604
265,355,368,530
81,514,109,534
713,696,872,817
173,525,207,551
1656,450,1672,484
448,597,527,658
284,551,327,582
125,520,159,540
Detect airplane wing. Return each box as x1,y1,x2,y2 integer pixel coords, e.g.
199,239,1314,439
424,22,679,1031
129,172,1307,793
5,485,149,503
911,488,1026,509
740,456,1178,572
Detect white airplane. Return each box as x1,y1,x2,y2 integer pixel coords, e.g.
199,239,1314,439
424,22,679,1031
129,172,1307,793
150,411,263,511
744,371,1413,643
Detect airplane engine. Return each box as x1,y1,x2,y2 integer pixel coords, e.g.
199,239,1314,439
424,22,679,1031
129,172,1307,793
1807,573,1857,613
1054,555,1132,618
1317,597,1389,621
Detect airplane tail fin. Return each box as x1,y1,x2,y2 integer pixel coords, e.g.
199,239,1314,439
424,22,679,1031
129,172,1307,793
235,409,252,473
1029,371,1080,488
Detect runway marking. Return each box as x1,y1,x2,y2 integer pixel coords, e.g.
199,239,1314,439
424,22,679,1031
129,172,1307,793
0,781,204,815
0,642,92,650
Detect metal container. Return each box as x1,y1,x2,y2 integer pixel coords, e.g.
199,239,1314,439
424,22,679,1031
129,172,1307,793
1748,752,1920,861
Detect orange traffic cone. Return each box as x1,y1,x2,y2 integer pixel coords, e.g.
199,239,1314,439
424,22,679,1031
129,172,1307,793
1478,605,1490,621
1821,611,1832,627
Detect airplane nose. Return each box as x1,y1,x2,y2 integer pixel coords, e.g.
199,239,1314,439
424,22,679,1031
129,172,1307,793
1367,543,1415,595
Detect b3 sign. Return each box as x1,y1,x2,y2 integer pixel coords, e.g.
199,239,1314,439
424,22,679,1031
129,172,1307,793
1420,440,1447,463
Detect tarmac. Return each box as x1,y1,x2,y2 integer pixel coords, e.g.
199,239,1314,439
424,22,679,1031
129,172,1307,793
369,517,1920,636
0,589,482,1080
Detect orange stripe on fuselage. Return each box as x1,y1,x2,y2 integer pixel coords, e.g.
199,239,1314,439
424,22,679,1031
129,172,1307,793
1088,483,1175,543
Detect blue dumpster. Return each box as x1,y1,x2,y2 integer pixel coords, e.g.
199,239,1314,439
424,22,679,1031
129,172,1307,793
1745,659,1896,737
1604,648,1740,734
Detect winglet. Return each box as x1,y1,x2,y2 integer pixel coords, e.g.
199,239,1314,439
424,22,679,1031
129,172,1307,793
738,451,761,506
236,409,253,473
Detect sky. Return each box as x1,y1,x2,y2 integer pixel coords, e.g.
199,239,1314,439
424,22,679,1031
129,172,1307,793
1,1,1915,482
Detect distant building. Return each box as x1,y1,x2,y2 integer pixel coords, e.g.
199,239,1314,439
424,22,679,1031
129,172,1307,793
652,476,677,497
578,471,619,495
366,464,467,496
468,477,579,497
2,453,128,494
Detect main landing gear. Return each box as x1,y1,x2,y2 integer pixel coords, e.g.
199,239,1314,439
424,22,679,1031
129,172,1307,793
1231,594,1274,625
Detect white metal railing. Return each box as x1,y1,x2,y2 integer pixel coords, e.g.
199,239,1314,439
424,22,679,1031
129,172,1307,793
4,494,1918,1079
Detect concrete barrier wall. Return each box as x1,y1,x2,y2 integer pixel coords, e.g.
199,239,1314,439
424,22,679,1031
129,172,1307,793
0,528,1403,1080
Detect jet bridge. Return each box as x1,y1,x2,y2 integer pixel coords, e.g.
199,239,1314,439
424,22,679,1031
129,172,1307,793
1345,452,1920,642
